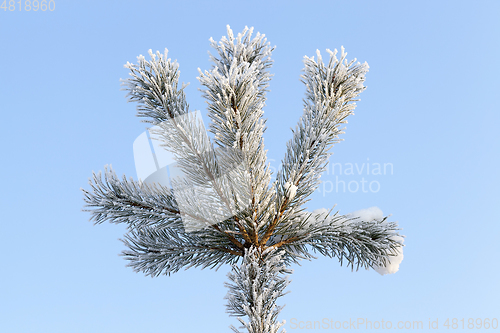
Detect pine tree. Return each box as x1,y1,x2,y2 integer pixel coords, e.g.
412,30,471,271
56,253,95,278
82,26,404,333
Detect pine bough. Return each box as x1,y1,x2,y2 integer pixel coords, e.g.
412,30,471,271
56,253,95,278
82,26,404,333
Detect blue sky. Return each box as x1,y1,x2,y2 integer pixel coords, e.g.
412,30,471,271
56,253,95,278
1,0,499,332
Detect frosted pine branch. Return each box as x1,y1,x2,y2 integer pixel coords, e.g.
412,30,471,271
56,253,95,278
121,225,242,276
265,207,404,271
123,47,253,238
82,165,183,230
260,48,370,247
225,247,291,333
82,26,405,333
198,26,276,238
122,49,189,124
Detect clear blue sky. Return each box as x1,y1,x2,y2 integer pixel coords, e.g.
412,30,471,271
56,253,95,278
1,0,499,332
